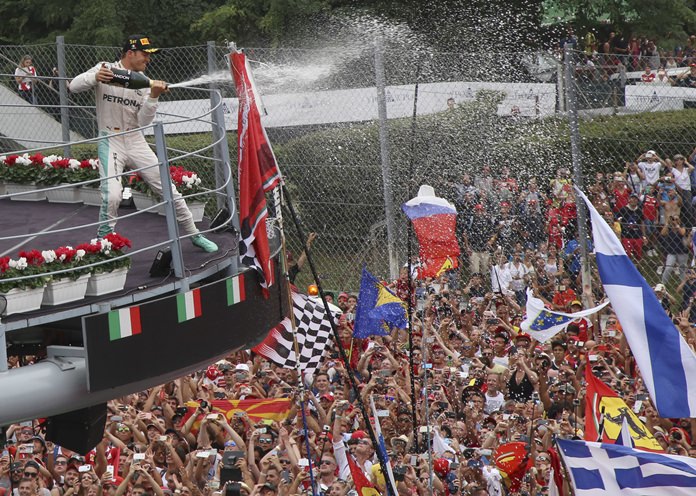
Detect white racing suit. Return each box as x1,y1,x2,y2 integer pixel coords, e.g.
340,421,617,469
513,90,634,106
68,61,197,238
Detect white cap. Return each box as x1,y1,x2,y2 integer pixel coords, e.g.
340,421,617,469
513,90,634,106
645,150,656,158
235,363,250,372
654,283,666,292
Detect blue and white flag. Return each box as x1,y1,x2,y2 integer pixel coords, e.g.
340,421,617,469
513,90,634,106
369,396,397,493
557,438,696,495
520,288,609,343
577,187,696,418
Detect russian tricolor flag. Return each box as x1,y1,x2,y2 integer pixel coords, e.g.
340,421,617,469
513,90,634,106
402,185,460,279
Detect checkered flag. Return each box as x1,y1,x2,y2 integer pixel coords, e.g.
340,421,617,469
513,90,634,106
252,291,341,375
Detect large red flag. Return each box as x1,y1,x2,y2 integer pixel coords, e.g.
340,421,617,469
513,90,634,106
347,454,380,496
584,365,663,452
229,51,281,295
181,398,293,434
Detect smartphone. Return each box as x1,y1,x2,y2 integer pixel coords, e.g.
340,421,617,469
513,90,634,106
636,393,649,401
208,481,220,490
376,410,390,417
133,453,146,462
196,451,209,459
110,415,123,422
234,411,245,418
281,469,292,483
589,354,599,362
410,455,418,466
419,426,429,433
257,427,267,434
158,435,168,442
477,449,492,456
207,414,219,420
78,465,91,473
450,462,460,471
298,458,309,468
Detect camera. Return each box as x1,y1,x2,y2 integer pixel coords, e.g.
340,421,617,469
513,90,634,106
393,466,407,482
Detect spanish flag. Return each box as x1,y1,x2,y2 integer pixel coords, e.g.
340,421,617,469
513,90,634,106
182,398,292,433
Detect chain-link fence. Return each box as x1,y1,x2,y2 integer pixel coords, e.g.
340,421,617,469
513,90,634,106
5,39,696,298
571,48,696,312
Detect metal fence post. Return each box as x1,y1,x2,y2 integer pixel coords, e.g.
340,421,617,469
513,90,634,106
564,47,592,302
208,41,227,212
56,36,71,157
374,39,399,281
153,121,186,286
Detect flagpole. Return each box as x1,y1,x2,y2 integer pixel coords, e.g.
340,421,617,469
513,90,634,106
280,183,398,496
406,55,421,449
275,185,320,496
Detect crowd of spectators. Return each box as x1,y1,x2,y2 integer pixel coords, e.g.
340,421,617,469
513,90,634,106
555,26,696,86
4,153,696,496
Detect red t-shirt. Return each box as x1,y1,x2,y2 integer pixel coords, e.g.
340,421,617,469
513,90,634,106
553,289,577,310
643,195,658,221
612,187,630,212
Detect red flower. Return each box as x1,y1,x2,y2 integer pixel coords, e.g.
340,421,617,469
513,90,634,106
104,233,132,251
76,242,101,255
4,155,19,166
29,153,45,165
128,173,143,185
0,257,9,273
18,250,45,266
52,158,71,169
54,246,76,263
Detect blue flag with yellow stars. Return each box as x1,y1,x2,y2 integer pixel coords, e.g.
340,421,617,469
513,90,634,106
354,267,408,338
520,288,609,343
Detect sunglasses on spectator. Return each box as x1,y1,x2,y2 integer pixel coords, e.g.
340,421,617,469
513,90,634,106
55,460,68,465
536,457,550,462
24,471,39,477
320,460,335,465
258,438,273,443
279,459,291,464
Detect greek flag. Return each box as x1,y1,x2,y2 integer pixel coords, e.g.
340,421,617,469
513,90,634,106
577,188,696,418
557,438,696,495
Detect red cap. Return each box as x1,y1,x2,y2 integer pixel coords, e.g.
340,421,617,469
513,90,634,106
434,458,450,477
515,333,531,342
320,393,335,401
351,430,367,440
474,204,485,210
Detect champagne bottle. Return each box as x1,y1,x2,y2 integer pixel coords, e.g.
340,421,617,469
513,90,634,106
107,67,153,89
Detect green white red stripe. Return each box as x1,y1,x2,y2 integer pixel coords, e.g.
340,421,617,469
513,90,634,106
226,274,245,306
177,288,202,323
109,306,142,341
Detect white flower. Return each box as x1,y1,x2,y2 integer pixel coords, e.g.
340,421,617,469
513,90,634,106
0,156,6,163
101,239,113,252
90,159,99,170
41,250,57,264
43,155,60,166
68,159,81,170
16,155,31,166
9,257,28,270
90,238,100,246
75,249,86,260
